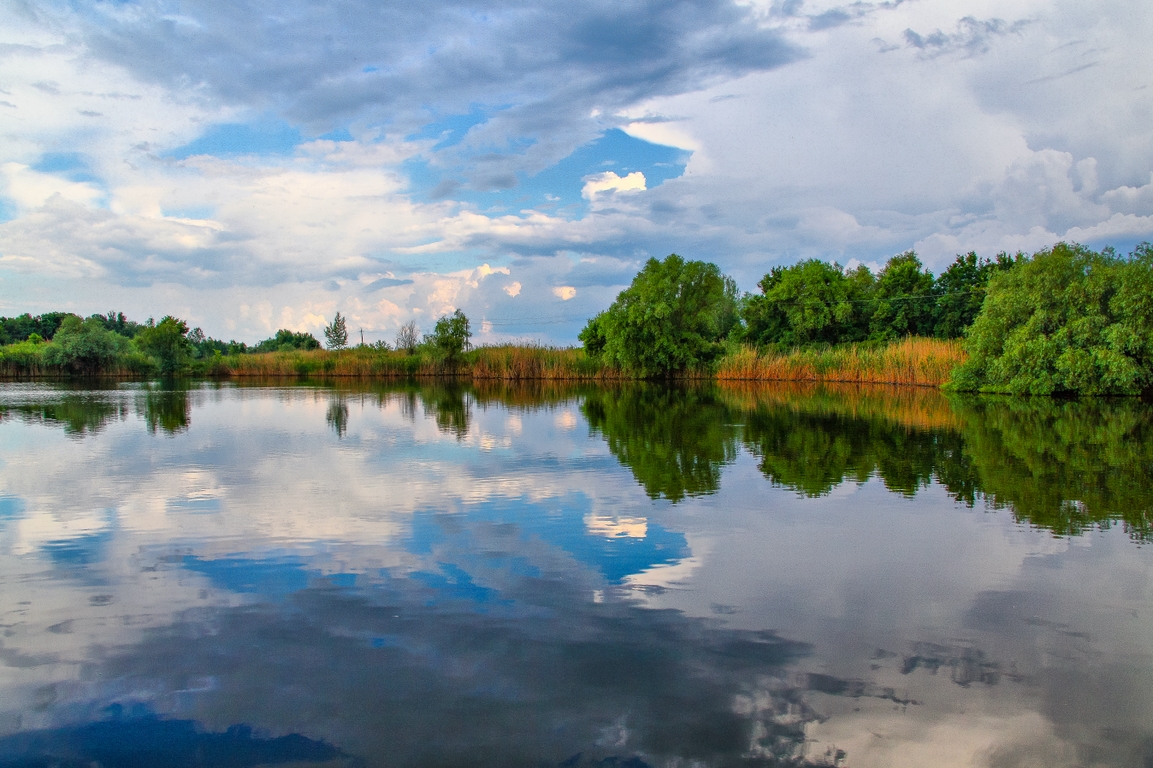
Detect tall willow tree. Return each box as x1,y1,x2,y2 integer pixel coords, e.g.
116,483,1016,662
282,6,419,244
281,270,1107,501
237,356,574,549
580,254,738,377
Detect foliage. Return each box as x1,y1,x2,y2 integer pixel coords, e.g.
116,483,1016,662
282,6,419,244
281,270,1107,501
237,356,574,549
253,329,321,353
737,249,1022,349
136,316,194,375
577,312,608,357
868,251,937,340
933,252,1020,339
428,309,472,364
740,259,870,346
0,312,71,344
582,254,738,377
396,321,419,355
41,315,128,374
324,312,349,350
950,242,1153,395
94,311,144,338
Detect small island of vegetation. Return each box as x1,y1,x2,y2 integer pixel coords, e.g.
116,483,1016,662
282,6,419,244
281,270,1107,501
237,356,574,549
1,241,1150,396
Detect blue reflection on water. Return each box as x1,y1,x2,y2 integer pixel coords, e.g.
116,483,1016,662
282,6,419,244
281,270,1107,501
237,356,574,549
183,555,311,598
407,493,689,585
0,713,344,767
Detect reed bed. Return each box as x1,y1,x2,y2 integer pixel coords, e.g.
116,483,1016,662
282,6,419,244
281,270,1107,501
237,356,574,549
714,337,965,387
220,345,630,380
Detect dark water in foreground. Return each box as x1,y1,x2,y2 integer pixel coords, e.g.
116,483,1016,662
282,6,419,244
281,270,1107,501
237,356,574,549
0,380,1151,768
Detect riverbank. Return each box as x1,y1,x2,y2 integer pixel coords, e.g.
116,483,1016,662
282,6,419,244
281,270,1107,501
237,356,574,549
0,336,965,385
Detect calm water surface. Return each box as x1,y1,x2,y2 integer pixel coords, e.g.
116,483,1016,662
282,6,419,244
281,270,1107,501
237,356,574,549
0,380,1151,767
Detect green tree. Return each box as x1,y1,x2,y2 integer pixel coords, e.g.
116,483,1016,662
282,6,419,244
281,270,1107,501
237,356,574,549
136,316,193,375
0,312,70,344
869,251,937,340
429,309,471,364
42,315,127,374
577,312,609,357
933,252,1020,339
582,254,738,377
253,329,321,353
740,259,872,347
324,312,349,350
950,242,1153,395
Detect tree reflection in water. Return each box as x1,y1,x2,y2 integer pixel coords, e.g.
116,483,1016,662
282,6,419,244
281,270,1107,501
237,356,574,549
581,385,740,502
139,386,192,435
728,383,1153,541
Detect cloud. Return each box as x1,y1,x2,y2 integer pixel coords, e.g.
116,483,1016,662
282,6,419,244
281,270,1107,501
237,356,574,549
0,162,104,209
552,286,577,300
580,170,647,200
73,0,800,176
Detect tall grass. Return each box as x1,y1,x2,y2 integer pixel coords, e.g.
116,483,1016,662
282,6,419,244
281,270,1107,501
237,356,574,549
217,344,629,380
715,337,965,387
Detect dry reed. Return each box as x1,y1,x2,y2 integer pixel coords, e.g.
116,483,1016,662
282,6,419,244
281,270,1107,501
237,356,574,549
714,337,965,387
174,337,969,388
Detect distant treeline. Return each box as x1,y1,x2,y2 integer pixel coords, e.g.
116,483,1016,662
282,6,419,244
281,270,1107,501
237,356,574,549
0,312,330,377
579,241,1153,395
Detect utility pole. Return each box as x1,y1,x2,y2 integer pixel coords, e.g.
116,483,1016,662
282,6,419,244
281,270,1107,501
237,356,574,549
360,328,364,346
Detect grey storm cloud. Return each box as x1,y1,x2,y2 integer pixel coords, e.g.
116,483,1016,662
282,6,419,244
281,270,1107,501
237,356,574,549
74,0,801,169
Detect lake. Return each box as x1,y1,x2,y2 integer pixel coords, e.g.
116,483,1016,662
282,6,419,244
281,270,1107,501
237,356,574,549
0,380,1151,767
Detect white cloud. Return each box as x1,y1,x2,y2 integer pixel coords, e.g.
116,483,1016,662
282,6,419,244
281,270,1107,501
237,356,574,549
0,163,104,210
581,171,647,200
552,286,577,301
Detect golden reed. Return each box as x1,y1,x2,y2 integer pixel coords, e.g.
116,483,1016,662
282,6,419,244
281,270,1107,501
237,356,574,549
210,336,965,386
714,337,965,388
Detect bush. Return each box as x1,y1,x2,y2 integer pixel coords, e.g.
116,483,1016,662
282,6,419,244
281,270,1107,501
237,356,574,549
253,329,321,353
42,315,127,374
950,242,1153,395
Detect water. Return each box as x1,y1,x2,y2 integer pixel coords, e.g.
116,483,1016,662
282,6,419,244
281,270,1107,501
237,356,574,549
0,380,1150,767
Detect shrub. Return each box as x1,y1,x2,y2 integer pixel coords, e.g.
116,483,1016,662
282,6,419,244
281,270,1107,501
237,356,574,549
950,242,1153,395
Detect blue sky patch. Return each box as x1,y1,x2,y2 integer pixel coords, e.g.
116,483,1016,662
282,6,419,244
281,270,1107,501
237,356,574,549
32,152,102,184
407,128,690,217
0,495,24,520
166,120,304,160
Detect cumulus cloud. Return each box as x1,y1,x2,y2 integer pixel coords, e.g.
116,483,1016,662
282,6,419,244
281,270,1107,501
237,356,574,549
581,171,647,199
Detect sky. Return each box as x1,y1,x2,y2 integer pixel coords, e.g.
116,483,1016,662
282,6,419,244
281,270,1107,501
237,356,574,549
0,0,1151,345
